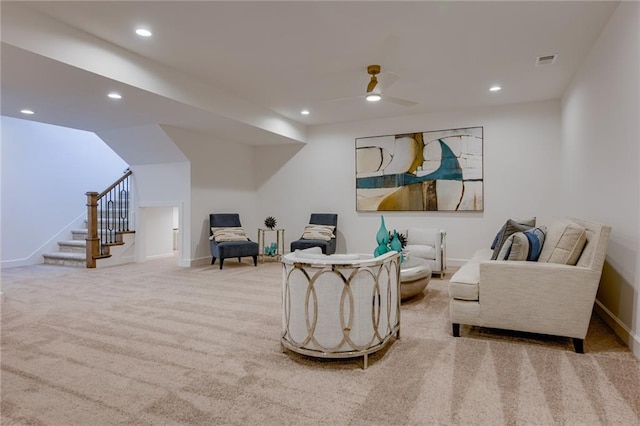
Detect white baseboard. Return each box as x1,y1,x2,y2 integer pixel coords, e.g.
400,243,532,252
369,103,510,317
146,253,174,260
190,256,212,267
594,300,640,359
446,258,468,267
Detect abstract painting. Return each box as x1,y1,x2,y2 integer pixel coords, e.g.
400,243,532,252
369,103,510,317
356,126,483,211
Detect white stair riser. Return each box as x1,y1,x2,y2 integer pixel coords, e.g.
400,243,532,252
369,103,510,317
72,230,88,241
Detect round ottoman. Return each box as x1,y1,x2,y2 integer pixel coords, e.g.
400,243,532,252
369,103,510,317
400,257,431,300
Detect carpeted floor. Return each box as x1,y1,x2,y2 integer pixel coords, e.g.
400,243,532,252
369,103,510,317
1,257,639,425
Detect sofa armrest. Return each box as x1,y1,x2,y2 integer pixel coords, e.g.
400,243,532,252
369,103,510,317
478,261,600,338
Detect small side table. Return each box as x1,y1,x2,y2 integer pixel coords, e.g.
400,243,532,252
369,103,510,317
258,228,285,263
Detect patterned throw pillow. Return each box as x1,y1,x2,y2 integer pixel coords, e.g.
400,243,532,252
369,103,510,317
496,227,547,261
490,217,536,249
491,219,536,260
301,224,335,241
210,227,249,242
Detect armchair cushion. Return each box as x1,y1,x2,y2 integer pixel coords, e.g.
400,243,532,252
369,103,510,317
301,224,335,241
210,227,249,242
404,244,435,260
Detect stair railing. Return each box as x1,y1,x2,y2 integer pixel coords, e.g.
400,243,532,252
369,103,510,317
85,170,132,268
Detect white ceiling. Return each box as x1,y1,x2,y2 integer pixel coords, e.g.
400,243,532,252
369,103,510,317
0,1,618,144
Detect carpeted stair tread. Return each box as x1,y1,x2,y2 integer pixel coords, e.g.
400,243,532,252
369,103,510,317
42,252,85,260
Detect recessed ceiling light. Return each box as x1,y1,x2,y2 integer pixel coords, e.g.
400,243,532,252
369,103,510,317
366,93,382,102
301,110,310,115
107,92,122,99
489,85,502,92
20,109,35,115
135,28,152,37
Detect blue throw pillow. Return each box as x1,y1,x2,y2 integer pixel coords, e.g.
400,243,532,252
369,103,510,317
497,227,546,261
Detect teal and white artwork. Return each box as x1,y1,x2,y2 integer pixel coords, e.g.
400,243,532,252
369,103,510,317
356,126,483,211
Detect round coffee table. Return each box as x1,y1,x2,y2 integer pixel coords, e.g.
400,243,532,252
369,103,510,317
400,256,431,300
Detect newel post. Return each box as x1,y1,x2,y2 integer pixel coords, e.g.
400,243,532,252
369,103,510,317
86,191,99,268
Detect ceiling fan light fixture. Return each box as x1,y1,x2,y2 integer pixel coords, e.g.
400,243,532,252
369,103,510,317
366,93,382,102
135,28,152,37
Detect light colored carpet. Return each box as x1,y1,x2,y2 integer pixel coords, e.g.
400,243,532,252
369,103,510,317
1,257,639,425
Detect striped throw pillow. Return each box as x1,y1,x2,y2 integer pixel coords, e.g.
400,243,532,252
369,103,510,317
301,225,335,241
210,227,249,242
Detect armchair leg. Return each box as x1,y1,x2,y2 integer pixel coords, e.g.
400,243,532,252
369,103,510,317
252,255,257,266
219,258,224,270
572,338,584,354
452,323,460,337
238,257,241,262
211,256,216,265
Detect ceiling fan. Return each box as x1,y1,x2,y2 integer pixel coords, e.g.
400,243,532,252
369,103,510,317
365,64,383,101
326,64,418,107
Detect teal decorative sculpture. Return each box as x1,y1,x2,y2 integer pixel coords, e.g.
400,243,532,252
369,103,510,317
390,230,402,252
265,242,278,256
389,229,405,262
374,215,390,257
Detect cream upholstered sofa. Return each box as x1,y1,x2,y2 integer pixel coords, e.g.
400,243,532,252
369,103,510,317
449,217,611,353
399,228,446,277
281,248,401,369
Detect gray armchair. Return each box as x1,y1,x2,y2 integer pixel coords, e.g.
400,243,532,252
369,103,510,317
290,213,338,254
209,214,258,269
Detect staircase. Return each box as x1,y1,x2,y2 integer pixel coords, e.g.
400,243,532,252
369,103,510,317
43,170,133,268
42,229,88,267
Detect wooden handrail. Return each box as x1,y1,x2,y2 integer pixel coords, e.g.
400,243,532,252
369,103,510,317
98,170,132,198
86,170,132,268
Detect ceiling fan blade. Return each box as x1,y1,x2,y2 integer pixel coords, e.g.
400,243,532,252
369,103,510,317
324,94,364,103
380,72,400,90
385,96,418,107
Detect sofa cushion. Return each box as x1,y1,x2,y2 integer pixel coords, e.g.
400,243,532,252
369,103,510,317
491,219,535,260
449,262,480,300
301,224,335,241
449,281,479,301
210,227,249,242
538,219,587,265
404,244,436,260
449,248,491,301
490,217,536,249
496,226,547,261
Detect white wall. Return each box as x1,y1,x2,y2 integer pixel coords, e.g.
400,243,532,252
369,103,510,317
0,116,128,266
138,207,174,260
131,161,190,266
165,127,259,265
255,99,562,262
561,1,640,355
